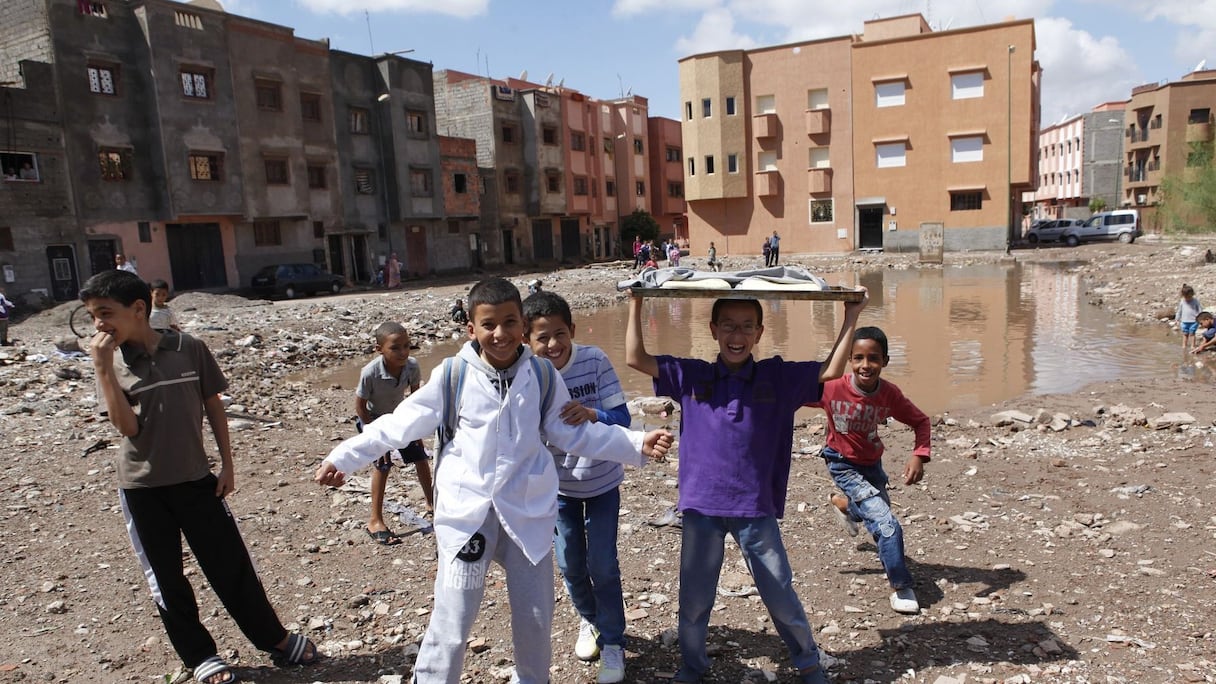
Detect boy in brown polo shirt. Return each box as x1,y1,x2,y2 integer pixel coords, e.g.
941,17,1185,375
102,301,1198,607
83,270,316,684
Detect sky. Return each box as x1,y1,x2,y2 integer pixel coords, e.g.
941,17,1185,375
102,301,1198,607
220,0,1215,127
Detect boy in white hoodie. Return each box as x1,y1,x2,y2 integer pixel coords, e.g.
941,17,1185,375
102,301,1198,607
315,277,672,684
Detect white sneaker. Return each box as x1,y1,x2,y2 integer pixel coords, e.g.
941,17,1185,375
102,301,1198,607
575,619,600,661
596,644,625,683
890,588,920,614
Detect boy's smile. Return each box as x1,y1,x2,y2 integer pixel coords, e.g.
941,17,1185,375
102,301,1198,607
710,302,764,370
85,297,147,346
849,338,888,392
526,315,574,371
468,302,525,369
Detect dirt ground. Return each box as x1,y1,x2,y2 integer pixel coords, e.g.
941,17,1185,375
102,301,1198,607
1,240,1214,684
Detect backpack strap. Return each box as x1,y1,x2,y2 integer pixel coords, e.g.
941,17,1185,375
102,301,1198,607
436,357,468,456
529,356,558,437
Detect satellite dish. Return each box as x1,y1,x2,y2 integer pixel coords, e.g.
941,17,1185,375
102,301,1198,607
519,69,528,81
557,78,564,88
544,72,554,87
1195,59,1208,73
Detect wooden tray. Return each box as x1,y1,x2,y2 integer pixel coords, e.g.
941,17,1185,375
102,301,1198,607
630,285,865,302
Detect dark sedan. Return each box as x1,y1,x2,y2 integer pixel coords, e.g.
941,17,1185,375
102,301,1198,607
250,263,344,299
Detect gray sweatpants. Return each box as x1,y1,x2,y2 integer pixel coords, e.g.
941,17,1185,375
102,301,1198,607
411,509,554,684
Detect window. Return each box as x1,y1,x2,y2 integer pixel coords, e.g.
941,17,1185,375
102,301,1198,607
253,220,281,246
810,199,834,223
542,126,558,145
409,168,432,196
603,137,613,155
348,107,369,134
633,138,643,155
688,158,695,176
726,97,736,116
313,221,325,238
570,132,586,151
448,220,461,234
300,93,322,122
807,88,829,110
0,227,12,252
79,1,107,17
98,147,131,181
875,142,907,168
502,124,517,144
702,98,712,118
809,147,830,169
950,191,983,211
138,221,152,242
667,181,683,198
1,152,40,182
727,153,738,173
950,71,984,100
875,81,906,108
180,69,211,99
573,176,588,196
950,136,984,163
255,79,282,111
665,146,681,162
605,180,616,196
87,64,118,95
504,170,520,194
685,101,693,120
405,109,426,136
454,173,468,193
174,10,203,29
1190,108,1212,124
354,168,375,194
307,164,326,189
705,155,715,174
635,181,645,196
758,151,777,171
264,159,288,185
188,153,222,181
756,94,776,114
546,171,560,193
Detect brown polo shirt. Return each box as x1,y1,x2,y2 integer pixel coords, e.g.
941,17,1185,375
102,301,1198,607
98,331,228,488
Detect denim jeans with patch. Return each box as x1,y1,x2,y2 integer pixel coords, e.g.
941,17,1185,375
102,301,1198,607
823,448,913,589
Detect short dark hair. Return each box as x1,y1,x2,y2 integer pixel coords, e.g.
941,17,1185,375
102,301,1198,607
1198,311,1214,323
467,276,522,313
854,326,889,359
373,321,407,345
711,298,763,327
523,290,573,329
1182,284,1195,297
79,270,151,318
148,279,169,291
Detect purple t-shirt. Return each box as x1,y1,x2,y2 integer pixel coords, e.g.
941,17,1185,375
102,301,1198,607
655,355,823,518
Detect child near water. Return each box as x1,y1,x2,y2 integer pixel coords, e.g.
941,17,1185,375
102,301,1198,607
1177,284,1202,350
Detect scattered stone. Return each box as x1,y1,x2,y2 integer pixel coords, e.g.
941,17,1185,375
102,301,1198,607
991,410,1034,426
468,637,489,653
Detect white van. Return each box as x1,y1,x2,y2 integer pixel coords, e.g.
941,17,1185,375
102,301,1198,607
1061,209,1141,246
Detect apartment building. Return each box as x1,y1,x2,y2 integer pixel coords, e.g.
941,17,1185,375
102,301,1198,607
680,14,1040,255
647,116,687,242
438,135,482,267
1023,103,1125,225
1123,69,1216,229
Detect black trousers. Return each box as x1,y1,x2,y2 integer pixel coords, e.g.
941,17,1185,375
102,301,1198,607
120,475,287,668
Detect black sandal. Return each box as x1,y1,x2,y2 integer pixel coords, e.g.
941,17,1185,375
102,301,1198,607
271,633,318,667
193,656,238,683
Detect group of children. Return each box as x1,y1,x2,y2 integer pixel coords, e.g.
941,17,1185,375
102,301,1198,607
1176,284,1216,353
82,267,933,684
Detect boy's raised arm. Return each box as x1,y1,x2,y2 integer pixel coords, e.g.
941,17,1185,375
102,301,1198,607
625,293,659,378
818,287,870,382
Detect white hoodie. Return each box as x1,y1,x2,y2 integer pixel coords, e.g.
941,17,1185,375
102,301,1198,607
324,341,646,564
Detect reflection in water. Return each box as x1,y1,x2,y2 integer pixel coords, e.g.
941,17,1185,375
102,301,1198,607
309,263,1181,416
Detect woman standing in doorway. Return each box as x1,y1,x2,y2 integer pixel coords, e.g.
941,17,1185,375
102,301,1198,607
386,253,401,289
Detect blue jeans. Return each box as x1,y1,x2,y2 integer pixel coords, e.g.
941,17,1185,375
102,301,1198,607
676,510,819,681
554,488,626,648
824,449,913,589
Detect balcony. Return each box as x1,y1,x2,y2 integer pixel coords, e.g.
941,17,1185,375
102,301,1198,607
755,170,779,197
1128,129,1149,143
1186,120,1213,143
807,167,832,194
753,113,778,139
805,108,830,136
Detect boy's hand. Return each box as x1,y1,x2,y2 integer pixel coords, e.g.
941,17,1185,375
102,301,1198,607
559,399,596,426
903,456,925,485
215,466,235,498
642,429,674,461
844,286,870,317
314,462,347,488
90,331,116,368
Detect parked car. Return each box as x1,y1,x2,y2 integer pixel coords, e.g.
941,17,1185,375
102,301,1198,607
250,263,344,299
1025,218,1082,243
1061,209,1141,246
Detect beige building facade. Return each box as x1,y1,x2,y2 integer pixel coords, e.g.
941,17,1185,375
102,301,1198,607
679,14,1040,255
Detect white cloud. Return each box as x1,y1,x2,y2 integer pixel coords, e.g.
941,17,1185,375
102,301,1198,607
297,0,488,18
1094,0,1216,70
612,0,720,18
1034,16,1140,123
674,7,759,55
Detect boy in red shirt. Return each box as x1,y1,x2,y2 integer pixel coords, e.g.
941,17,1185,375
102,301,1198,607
808,326,931,615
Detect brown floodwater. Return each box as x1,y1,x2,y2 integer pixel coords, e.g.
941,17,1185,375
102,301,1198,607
307,262,1189,416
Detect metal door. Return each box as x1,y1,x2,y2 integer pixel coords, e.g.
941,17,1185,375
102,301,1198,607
858,207,884,250
559,218,581,262
531,220,554,261
166,223,226,290
45,245,79,301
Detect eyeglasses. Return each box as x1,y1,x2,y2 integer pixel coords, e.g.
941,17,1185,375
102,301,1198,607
716,322,758,335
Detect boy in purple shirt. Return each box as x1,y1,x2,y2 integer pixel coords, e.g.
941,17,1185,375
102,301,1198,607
625,290,867,684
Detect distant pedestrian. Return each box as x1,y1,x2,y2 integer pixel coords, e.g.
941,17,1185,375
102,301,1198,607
632,236,643,269
115,253,138,275
0,286,14,345
386,253,401,289
449,298,468,325
1178,284,1201,350
762,238,771,267
769,231,781,266
707,242,720,272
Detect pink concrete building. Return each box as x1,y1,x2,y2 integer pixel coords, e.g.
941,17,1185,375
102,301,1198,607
1027,115,1085,219
647,116,687,240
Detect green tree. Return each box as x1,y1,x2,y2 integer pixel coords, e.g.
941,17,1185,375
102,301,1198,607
1160,141,1216,234
1088,197,1107,214
620,209,660,248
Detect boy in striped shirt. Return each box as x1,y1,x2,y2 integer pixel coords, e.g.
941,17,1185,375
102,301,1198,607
523,291,632,684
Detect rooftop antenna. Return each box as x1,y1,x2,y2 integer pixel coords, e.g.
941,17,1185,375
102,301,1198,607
364,10,374,55
617,73,624,98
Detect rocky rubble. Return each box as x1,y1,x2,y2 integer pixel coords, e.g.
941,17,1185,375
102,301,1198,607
1,250,1214,683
